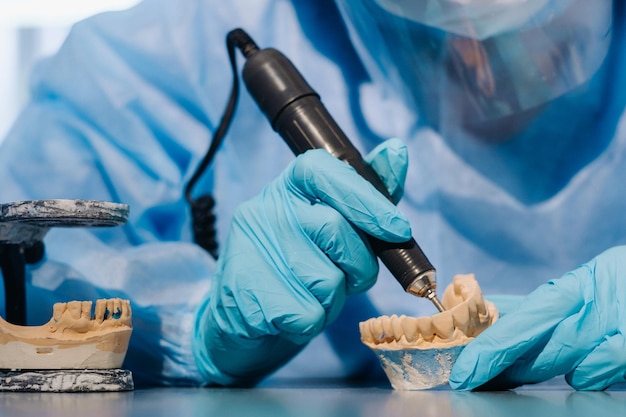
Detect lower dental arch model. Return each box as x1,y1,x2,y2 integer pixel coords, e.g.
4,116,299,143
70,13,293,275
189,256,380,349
360,274,498,349
0,200,132,371
0,298,132,370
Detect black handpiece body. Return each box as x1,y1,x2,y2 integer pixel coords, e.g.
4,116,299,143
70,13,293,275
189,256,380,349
241,47,443,309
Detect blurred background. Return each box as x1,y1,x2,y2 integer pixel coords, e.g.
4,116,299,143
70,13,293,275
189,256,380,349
0,0,141,143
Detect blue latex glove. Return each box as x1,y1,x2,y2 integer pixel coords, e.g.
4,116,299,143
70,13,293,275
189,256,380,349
450,246,626,391
193,138,410,386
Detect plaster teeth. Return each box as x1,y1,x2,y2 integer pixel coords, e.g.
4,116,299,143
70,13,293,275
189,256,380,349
95,299,107,323
81,301,92,319
106,299,114,320
113,299,122,319
67,301,82,320
49,298,132,328
53,303,66,322
121,300,131,319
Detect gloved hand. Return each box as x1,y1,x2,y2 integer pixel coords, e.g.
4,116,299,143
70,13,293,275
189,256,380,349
450,246,626,391
193,138,410,386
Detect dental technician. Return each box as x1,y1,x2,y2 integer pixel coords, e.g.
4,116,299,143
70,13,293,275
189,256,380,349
0,0,625,390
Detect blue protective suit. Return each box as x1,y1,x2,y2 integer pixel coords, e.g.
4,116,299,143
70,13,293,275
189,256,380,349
1,0,626,386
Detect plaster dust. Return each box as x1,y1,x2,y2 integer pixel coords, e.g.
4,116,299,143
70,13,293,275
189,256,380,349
359,274,498,390
0,298,132,370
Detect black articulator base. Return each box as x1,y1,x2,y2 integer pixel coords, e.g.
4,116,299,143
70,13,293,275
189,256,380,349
0,369,134,392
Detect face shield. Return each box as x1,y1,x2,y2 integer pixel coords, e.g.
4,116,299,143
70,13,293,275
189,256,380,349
334,0,613,141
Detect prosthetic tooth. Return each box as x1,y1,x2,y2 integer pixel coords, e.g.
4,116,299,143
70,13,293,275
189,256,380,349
455,274,475,298
381,316,395,343
452,302,470,333
475,301,493,332
467,297,478,318
431,311,455,339
466,297,478,335
459,284,472,300
391,315,404,341
416,317,434,342
475,295,487,316
371,317,384,341
95,299,107,323
360,322,373,343
401,317,419,343
67,301,82,320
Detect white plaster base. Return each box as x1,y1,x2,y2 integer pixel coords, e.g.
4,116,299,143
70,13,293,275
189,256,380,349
373,344,466,390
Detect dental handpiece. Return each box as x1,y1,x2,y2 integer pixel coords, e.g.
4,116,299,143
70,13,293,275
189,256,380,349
231,30,445,312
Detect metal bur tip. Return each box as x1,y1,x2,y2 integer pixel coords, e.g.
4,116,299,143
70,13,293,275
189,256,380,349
406,270,445,312
428,291,446,313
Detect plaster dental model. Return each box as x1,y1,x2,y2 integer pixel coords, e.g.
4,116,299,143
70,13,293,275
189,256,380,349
0,200,133,391
0,298,132,370
360,274,498,390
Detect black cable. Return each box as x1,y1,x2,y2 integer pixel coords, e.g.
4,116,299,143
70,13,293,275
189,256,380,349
185,28,259,259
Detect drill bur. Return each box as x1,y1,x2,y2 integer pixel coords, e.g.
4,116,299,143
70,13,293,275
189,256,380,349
426,290,445,313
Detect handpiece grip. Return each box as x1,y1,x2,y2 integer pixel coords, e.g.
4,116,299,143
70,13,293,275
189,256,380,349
242,48,436,294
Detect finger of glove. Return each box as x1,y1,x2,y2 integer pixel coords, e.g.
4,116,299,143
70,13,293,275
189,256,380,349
243,184,370,319
288,149,411,242
197,293,306,384
363,138,408,205
212,178,372,344
566,332,626,390
212,247,328,346
495,253,622,386
272,199,357,321
295,201,379,295
563,248,626,390
449,271,586,390
488,305,607,387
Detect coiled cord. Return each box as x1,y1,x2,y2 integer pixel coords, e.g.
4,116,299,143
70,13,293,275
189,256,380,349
185,29,258,259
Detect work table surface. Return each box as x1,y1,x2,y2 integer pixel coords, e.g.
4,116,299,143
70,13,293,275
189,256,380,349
0,378,624,416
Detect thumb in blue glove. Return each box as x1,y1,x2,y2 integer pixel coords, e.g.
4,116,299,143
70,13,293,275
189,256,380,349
449,245,626,391
193,138,410,386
